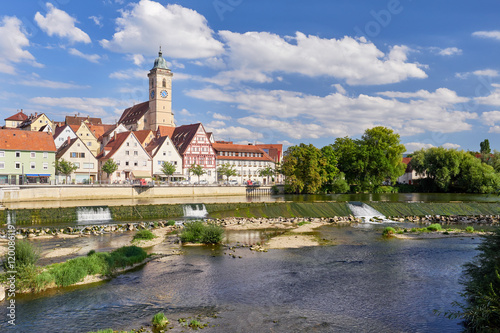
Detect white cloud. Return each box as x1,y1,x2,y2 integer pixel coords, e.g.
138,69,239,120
488,126,500,133
404,142,460,153
473,69,499,77
216,31,427,85
68,48,101,63
208,126,264,142
89,15,103,27
472,30,500,41
442,143,461,149
19,76,89,89
333,84,346,95
0,16,41,74
130,54,144,66
481,111,500,124
206,120,226,128
437,47,462,56
35,3,91,44
212,112,231,120
109,69,148,80
30,96,122,115
475,86,500,106
178,108,193,116
100,0,223,59
278,140,293,148
188,87,476,139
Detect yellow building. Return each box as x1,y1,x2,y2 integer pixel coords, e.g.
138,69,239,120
71,122,100,156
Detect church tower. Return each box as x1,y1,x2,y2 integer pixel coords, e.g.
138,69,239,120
147,48,174,130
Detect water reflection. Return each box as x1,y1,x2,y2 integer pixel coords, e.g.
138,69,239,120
3,225,480,332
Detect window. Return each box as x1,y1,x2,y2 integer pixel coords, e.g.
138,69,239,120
39,120,42,123
158,160,163,165
134,162,138,166
162,79,166,87
0,162,4,169
74,162,80,168
0,151,4,158
134,142,137,147
116,172,120,177
143,161,147,166
174,161,177,165
30,162,36,169
86,133,89,136
163,151,166,156
125,161,129,166
88,142,92,146
83,163,94,169
134,151,138,156
43,152,48,158
70,152,77,158
43,163,48,170
168,151,171,156
207,171,211,176
15,162,20,169
126,142,130,147
116,160,120,166
125,151,130,155
59,138,63,141
30,152,36,158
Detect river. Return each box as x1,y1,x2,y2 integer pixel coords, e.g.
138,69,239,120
1,223,479,332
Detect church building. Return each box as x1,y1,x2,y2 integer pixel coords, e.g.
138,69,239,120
118,49,174,131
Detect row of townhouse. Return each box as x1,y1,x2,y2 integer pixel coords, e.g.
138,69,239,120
0,124,282,185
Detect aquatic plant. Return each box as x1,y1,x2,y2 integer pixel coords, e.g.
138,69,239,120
180,221,224,244
167,220,176,226
132,229,156,241
465,226,474,233
152,312,169,328
382,227,396,236
427,224,442,232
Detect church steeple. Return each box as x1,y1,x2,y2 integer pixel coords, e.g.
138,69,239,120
147,48,174,130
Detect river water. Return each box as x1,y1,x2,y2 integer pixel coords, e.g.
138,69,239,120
1,224,479,332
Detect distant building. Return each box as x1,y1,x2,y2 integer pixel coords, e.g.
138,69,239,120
0,129,56,184
98,131,152,183
56,137,98,184
119,49,174,131
53,125,78,149
65,115,102,126
397,157,424,185
157,123,216,182
146,135,183,181
212,141,276,184
71,122,100,157
4,110,28,128
19,112,54,132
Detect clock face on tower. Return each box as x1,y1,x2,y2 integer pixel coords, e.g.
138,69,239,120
150,90,155,100
160,90,168,98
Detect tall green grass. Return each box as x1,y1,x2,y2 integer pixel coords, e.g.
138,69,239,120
180,221,224,244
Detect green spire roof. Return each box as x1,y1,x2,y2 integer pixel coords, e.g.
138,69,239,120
152,47,169,70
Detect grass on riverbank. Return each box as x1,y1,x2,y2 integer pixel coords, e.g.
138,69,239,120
3,245,148,292
383,224,483,237
132,229,156,242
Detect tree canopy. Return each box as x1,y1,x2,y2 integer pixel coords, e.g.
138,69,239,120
102,159,118,179
189,164,206,182
161,161,176,182
217,163,237,181
55,159,78,184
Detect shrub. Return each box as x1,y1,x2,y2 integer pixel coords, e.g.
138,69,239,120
297,221,311,226
132,229,156,241
427,224,443,232
201,224,224,244
87,250,96,256
179,221,224,244
107,246,147,269
3,240,40,270
189,319,202,329
466,226,474,233
167,220,176,226
382,227,396,236
152,312,169,328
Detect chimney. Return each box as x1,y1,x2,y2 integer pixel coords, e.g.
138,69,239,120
35,112,37,117
20,109,23,114
67,136,70,145
114,131,117,141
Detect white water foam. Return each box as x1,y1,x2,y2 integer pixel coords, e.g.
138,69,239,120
347,202,392,223
77,206,112,223
183,204,208,218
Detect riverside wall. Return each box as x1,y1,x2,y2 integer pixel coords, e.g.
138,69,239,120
0,185,251,203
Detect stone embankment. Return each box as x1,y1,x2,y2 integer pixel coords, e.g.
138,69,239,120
208,216,358,229
388,215,500,225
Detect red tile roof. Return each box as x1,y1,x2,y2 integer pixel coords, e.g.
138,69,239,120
256,144,283,163
134,130,153,145
212,142,274,162
65,115,102,126
402,157,412,172
157,125,175,138
88,124,115,141
170,123,204,155
5,111,28,121
0,129,56,151
145,136,167,157
119,101,149,125
97,131,131,161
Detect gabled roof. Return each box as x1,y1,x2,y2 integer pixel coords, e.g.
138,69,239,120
170,123,204,155
5,111,28,122
0,129,56,151
97,131,132,161
88,124,115,141
134,129,153,145
402,157,412,173
145,136,167,158
118,101,149,125
19,113,48,129
255,144,283,163
157,125,175,138
65,115,102,126
57,137,94,160
53,125,72,139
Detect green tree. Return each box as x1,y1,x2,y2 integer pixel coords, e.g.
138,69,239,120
411,147,462,192
480,139,491,155
161,161,176,183
455,153,500,193
102,159,118,181
217,163,237,182
55,158,77,184
189,164,206,183
320,145,341,193
332,136,363,185
281,143,326,194
258,165,275,184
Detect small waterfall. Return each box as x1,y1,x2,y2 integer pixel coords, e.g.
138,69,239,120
6,211,15,225
348,202,388,223
183,204,208,218
77,206,112,224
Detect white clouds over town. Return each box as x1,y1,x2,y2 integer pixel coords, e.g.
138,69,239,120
35,3,91,44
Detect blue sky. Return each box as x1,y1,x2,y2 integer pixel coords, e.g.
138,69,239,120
1,0,500,152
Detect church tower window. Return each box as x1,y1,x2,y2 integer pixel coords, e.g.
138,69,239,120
162,79,166,87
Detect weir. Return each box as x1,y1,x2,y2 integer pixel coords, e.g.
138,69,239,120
347,201,389,223
183,204,208,218
76,206,112,224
